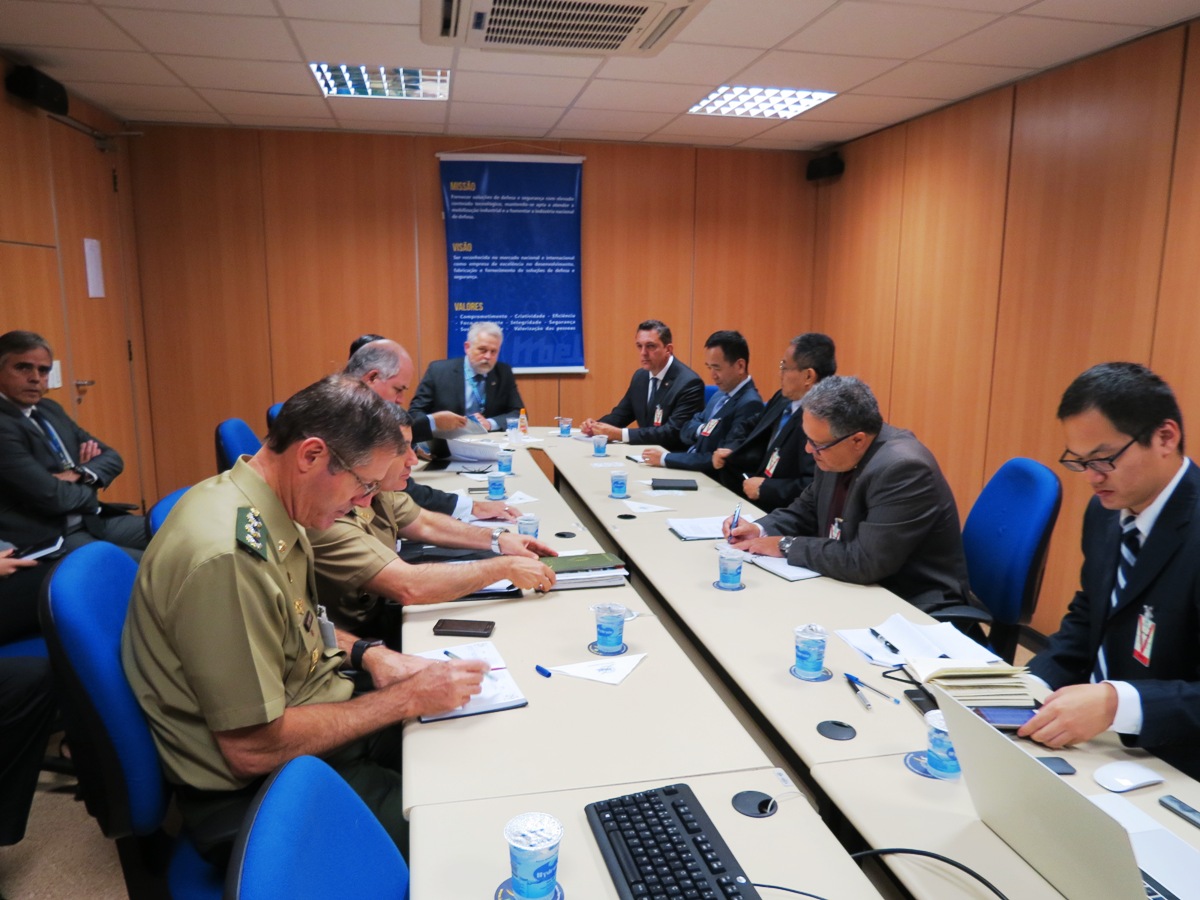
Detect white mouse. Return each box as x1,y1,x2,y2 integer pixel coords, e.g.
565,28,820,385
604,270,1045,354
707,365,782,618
1093,761,1165,792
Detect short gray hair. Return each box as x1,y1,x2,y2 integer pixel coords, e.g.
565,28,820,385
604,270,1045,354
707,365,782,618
344,340,405,380
467,321,503,344
802,376,882,437
0,330,53,366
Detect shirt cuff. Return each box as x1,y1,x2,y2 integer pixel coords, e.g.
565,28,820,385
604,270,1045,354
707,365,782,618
485,417,497,431
426,414,436,431
452,492,473,520
1107,680,1144,734
621,428,630,443
78,465,100,486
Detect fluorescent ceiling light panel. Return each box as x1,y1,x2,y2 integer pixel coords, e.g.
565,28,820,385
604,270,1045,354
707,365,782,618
688,85,835,119
309,64,450,101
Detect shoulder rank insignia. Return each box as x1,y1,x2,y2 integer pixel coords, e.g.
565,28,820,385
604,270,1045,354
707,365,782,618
236,507,270,560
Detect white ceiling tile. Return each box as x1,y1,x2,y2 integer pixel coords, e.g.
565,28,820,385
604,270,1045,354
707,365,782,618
0,1,140,50
677,0,836,48
448,123,551,138
159,56,317,93
34,48,182,85
329,96,448,123
453,47,604,77
870,0,1031,10
291,20,452,68
734,49,903,93
447,101,563,129
654,112,779,138
197,88,331,116
103,8,301,60
645,132,743,145
97,0,275,14
597,42,763,85
782,1,998,58
68,80,210,111
856,59,1031,98
555,107,676,131
546,128,655,141
125,109,228,123
1022,0,1200,28
338,119,444,133
222,113,334,127
926,15,1147,67
450,71,586,106
276,0,419,24
803,92,944,122
575,79,713,113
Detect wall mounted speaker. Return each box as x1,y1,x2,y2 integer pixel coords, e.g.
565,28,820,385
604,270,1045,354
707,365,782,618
805,152,844,182
5,65,69,116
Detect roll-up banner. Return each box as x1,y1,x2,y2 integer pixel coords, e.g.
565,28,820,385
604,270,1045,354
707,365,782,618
438,153,585,373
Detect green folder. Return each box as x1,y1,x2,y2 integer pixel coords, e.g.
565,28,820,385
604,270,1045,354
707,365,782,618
540,552,625,574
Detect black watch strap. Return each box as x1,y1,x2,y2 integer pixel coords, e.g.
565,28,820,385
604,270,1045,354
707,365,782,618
351,638,383,670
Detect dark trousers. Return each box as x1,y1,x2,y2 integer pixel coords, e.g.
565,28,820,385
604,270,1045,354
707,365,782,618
0,565,47,644
68,513,149,558
0,657,57,845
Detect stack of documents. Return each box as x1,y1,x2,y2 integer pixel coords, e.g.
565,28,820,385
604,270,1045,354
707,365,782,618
414,641,528,721
666,516,726,540
541,552,628,590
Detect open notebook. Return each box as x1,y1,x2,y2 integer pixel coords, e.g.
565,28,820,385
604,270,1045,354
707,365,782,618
414,640,527,723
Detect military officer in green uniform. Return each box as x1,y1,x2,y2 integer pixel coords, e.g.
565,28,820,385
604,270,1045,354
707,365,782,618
122,376,487,862
309,409,558,635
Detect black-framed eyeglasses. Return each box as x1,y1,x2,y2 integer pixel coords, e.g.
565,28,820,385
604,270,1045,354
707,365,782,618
808,431,857,454
324,442,382,498
1058,435,1139,473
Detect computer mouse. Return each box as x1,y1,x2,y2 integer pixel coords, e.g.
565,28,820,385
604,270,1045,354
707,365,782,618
1093,761,1165,792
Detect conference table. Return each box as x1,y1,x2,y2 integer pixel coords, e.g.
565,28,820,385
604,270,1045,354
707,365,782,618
401,437,885,898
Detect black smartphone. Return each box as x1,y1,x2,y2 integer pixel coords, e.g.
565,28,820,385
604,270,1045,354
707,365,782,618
1160,795,1200,830
1037,756,1076,775
972,706,1038,731
904,688,937,715
432,618,495,638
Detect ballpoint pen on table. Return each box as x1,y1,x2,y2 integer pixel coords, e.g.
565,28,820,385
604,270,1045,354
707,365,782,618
845,672,900,704
444,649,496,680
844,673,872,710
869,627,900,655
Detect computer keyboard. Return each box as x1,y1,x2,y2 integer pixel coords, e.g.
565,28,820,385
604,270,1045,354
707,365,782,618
585,783,761,899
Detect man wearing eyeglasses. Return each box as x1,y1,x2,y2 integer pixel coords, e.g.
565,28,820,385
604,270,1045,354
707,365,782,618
1017,363,1200,780
723,375,969,613
123,376,488,863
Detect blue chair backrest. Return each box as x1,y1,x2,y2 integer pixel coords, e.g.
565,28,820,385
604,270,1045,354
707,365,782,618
148,486,190,536
215,419,262,473
265,403,284,430
40,542,166,836
962,458,1062,626
704,384,719,405
225,756,409,900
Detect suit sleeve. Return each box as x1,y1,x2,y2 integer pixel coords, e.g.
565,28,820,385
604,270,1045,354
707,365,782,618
783,456,944,584
628,374,705,450
403,480,456,516
598,376,638,429
756,477,807,511
721,397,765,449
0,418,104,516
759,480,819,537
677,409,706,448
61,411,124,487
408,364,441,417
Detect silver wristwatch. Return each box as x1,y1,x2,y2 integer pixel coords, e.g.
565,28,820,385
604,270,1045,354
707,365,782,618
491,527,505,555
778,536,795,556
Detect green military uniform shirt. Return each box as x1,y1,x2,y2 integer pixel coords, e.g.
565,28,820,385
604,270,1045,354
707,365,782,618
307,491,422,630
121,459,352,792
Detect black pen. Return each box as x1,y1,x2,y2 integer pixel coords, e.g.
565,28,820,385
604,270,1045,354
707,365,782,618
844,673,872,710
869,628,900,655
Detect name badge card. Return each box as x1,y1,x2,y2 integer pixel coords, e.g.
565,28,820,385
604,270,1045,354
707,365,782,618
764,449,781,477
653,407,663,426
699,418,720,437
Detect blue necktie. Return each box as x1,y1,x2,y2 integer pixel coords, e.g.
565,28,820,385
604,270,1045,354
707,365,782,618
467,374,485,416
770,404,794,446
647,376,659,412
1093,514,1140,682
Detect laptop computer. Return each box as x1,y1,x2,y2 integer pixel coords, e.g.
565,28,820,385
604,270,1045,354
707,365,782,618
931,686,1200,900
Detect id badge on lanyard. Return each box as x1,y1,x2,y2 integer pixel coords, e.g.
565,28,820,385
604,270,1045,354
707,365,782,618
653,406,663,426
1133,605,1155,667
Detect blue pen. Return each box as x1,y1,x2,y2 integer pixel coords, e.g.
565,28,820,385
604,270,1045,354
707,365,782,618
535,665,552,678
846,672,900,704
730,502,742,531
445,649,496,681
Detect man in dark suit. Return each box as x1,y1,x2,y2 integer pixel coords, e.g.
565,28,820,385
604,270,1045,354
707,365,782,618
642,330,763,477
725,375,969,613
1018,363,1200,780
344,339,518,522
714,333,836,512
409,321,525,457
581,319,705,452
0,330,146,558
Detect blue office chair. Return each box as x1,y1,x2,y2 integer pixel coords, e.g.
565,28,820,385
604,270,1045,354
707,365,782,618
214,419,262,473
149,486,191,536
0,635,47,658
225,756,410,900
935,458,1062,662
704,384,719,405
40,542,223,900
264,403,284,430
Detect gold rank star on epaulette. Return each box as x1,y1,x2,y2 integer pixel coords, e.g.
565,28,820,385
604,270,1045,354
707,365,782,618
235,506,270,560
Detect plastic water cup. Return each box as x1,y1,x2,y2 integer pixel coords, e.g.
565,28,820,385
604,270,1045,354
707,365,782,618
793,623,827,680
925,710,961,780
558,417,572,436
517,514,540,539
504,812,563,900
487,472,506,501
610,470,629,498
716,546,743,590
592,434,608,456
497,449,514,474
506,418,520,443
591,603,627,654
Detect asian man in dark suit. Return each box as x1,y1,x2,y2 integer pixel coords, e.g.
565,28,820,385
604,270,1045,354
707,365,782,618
642,330,763,477
725,375,969,614
581,319,705,452
1018,362,1200,781
0,330,146,559
714,333,836,512
409,321,525,457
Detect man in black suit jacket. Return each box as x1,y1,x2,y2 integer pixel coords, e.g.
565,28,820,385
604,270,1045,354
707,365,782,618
344,339,518,522
1019,363,1200,780
715,333,836,512
725,375,969,613
642,331,763,477
582,319,705,452
0,330,146,558
410,321,525,457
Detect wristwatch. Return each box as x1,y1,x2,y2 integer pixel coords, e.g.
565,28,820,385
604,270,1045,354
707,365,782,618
351,638,383,670
491,527,505,555
778,536,795,556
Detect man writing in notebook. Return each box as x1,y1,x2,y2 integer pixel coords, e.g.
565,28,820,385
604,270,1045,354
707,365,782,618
1019,363,1200,780
723,375,970,614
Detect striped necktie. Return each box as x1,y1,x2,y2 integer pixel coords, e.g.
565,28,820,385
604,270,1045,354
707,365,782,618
1093,514,1141,682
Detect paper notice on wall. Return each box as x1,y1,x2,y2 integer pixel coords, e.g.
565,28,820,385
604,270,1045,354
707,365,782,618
84,238,105,298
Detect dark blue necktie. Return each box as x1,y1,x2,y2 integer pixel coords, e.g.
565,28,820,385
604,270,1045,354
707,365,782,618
1093,514,1140,682
647,376,659,412
468,374,485,415
770,404,794,446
